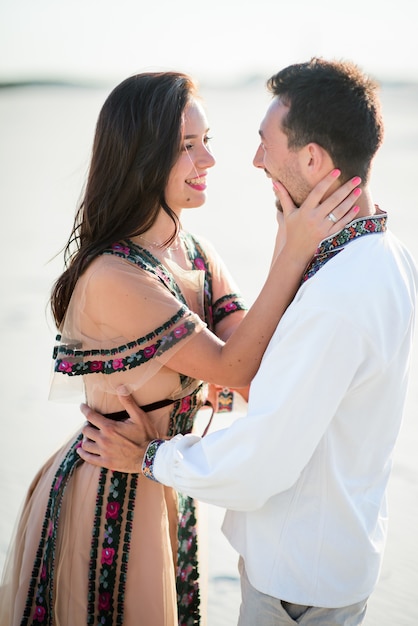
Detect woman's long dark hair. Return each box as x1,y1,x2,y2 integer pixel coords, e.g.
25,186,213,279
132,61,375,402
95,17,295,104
50,71,197,327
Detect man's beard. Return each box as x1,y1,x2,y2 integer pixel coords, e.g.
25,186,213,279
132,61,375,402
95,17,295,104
275,177,310,213
275,197,284,213
275,196,301,213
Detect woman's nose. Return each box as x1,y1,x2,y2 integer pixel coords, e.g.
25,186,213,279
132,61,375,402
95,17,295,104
200,145,216,168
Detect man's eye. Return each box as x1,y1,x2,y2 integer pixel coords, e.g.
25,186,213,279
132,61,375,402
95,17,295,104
204,135,213,144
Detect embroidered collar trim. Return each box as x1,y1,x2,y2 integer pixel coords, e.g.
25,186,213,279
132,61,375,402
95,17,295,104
302,212,387,283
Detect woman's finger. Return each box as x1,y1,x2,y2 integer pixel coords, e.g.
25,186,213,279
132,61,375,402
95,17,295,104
273,179,295,216
318,176,362,220
285,168,343,215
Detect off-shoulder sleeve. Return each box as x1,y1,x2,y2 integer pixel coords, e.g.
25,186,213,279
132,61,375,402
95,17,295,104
189,234,248,328
49,255,206,402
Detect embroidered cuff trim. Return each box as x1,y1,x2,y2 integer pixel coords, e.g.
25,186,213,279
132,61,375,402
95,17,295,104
142,439,166,482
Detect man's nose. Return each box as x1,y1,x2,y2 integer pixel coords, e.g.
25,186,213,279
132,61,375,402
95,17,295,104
253,144,264,169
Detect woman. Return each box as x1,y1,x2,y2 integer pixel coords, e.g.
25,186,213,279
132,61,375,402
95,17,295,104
0,72,360,626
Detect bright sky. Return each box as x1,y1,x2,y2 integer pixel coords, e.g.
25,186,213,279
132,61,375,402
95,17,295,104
1,0,417,84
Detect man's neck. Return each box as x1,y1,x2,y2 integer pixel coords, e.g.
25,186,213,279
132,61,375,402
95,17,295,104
354,187,376,219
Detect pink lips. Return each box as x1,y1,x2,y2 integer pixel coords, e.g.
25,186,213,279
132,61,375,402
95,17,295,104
186,178,207,191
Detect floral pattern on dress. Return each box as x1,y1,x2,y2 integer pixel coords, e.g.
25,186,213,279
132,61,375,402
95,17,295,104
24,234,246,626
20,436,84,625
53,318,196,377
212,293,244,326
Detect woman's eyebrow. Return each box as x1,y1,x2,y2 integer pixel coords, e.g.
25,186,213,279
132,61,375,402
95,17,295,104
184,128,210,139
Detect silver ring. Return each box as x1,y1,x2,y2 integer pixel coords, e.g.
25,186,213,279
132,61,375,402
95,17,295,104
327,212,337,223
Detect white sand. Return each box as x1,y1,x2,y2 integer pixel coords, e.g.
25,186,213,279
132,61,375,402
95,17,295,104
0,82,417,625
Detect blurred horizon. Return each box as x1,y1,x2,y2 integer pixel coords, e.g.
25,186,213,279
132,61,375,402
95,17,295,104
1,74,418,91
1,0,417,90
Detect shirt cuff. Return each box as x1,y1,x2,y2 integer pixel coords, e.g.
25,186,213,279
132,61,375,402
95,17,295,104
142,439,166,482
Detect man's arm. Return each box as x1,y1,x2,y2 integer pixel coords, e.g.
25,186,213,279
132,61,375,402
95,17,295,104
79,307,367,511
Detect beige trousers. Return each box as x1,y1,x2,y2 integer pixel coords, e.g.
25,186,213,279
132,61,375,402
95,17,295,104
237,558,368,626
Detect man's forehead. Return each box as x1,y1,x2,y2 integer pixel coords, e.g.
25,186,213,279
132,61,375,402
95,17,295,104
259,98,288,135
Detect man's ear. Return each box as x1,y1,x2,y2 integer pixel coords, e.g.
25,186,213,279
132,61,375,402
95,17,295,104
298,143,334,182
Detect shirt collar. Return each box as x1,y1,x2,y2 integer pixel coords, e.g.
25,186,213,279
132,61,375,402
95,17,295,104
302,210,388,283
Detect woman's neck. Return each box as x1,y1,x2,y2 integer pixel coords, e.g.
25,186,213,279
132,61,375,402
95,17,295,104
132,209,182,249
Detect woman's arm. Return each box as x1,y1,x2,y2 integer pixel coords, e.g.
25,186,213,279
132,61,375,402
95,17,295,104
163,172,360,387
77,172,362,473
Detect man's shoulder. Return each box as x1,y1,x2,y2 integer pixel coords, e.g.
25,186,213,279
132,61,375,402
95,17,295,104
295,230,417,315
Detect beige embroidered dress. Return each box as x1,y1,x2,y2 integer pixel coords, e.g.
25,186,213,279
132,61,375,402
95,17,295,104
0,232,246,626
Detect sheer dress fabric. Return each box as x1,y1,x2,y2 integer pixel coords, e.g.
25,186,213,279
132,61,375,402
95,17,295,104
0,233,246,626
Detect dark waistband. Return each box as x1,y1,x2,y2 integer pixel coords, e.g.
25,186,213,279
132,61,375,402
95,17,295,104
103,397,175,421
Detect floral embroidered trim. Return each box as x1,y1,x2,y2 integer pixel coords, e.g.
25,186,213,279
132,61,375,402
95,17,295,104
212,293,247,325
53,319,196,377
96,471,127,625
87,467,107,623
123,238,191,300
177,492,200,625
21,435,83,625
53,306,188,359
109,235,246,335
181,232,246,333
183,234,215,330
129,232,217,331
165,386,204,625
303,213,387,282
117,473,138,618
320,214,387,253
87,470,139,625
142,439,166,481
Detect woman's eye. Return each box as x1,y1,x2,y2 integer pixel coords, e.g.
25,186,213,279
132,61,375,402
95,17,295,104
183,136,212,151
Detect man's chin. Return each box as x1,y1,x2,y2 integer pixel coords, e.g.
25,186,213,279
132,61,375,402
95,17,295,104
276,198,302,213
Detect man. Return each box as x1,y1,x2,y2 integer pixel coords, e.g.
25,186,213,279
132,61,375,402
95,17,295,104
79,59,417,625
